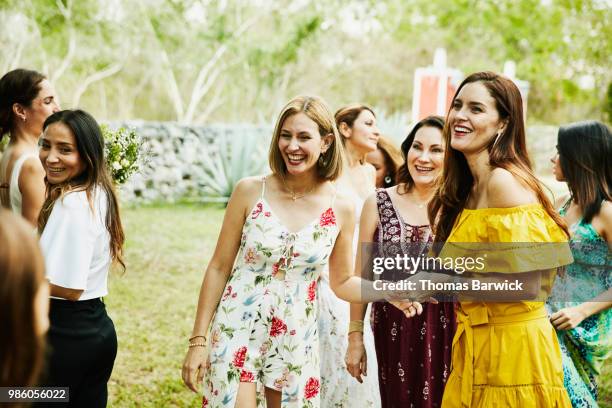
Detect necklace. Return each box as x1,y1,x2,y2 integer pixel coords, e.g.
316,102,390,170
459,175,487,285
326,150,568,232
281,177,317,201
411,191,432,209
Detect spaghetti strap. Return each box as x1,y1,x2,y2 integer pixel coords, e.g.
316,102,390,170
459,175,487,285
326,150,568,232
260,176,267,200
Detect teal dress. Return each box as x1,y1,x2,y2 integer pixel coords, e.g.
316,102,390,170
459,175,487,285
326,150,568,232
546,201,612,407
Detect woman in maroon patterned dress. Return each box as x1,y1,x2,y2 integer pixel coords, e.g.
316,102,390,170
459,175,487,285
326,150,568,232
346,116,456,408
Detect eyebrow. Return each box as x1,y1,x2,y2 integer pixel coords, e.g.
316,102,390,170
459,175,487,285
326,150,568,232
280,130,312,136
41,139,74,147
454,98,486,108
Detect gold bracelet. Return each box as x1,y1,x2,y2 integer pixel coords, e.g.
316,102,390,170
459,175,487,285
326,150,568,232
189,335,207,342
348,320,364,333
189,342,206,348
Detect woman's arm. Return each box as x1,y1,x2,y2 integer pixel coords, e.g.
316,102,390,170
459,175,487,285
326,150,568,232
349,193,378,316
550,290,612,330
19,158,46,227
346,193,377,382
552,203,612,330
182,178,255,392
50,284,83,301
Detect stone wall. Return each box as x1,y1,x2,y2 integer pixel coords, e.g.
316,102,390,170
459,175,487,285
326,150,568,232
111,121,272,203
110,122,565,204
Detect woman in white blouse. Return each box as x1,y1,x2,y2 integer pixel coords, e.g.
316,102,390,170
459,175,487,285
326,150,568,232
36,109,125,408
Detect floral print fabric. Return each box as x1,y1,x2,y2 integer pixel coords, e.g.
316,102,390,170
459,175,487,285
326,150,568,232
371,188,456,408
546,201,612,407
203,181,339,408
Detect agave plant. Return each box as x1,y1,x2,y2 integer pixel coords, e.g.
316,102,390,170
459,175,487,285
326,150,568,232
375,110,410,146
198,125,271,202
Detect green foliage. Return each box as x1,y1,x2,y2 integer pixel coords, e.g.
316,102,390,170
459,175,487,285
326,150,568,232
197,127,271,202
606,82,612,123
1,0,609,124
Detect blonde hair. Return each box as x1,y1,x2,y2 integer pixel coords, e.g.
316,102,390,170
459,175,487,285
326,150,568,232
268,96,344,181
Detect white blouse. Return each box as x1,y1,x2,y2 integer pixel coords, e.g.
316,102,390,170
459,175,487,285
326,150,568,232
40,188,112,301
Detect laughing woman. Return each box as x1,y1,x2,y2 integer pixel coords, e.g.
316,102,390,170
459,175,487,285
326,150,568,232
36,110,124,407
347,116,456,408
181,96,408,408
410,72,575,407
547,121,612,407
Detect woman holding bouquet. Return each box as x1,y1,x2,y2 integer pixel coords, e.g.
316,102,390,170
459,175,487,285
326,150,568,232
36,109,124,408
182,96,407,408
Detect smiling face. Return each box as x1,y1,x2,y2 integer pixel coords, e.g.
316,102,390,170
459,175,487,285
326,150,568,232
278,112,331,176
39,122,86,184
448,81,506,154
22,79,60,136
407,125,444,187
341,109,380,154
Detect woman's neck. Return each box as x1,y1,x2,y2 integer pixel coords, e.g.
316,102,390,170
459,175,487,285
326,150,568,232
464,150,492,194
282,169,320,192
10,127,39,149
345,142,366,167
410,182,436,201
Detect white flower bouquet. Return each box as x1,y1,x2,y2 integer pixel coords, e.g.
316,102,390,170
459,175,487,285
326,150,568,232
102,124,143,185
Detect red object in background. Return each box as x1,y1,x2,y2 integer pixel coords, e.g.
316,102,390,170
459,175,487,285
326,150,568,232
412,49,463,122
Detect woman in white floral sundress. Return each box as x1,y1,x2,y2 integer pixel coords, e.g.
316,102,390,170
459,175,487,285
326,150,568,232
182,96,412,408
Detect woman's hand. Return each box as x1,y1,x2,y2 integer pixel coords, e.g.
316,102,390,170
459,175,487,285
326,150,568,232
550,306,587,330
182,346,208,393
345,333,367,383
389,300,424,318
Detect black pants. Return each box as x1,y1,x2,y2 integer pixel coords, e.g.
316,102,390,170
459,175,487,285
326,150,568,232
35,298,117,408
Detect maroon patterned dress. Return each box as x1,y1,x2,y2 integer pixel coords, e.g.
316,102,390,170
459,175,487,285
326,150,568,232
371,189,456,408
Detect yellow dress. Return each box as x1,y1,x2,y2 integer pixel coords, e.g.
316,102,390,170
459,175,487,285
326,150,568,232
439,204,574,407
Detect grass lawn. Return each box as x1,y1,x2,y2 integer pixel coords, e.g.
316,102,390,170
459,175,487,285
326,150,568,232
107,204,610,406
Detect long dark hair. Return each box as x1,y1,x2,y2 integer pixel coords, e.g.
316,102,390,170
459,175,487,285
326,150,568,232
0,69,46,140
38,110,125,270
397,115,445,194
558,120,612,223
0,210,46,389
429,71,568,244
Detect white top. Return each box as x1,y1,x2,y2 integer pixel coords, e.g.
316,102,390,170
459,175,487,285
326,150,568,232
40,188,112,301
0,149,38,214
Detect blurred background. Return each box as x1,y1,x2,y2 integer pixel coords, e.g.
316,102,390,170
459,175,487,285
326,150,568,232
1,1,610,406
1,0,610,124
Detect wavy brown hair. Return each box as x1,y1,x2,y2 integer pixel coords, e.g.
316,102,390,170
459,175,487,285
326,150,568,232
0,210,46,390
38,110,125,271
429,71,568,245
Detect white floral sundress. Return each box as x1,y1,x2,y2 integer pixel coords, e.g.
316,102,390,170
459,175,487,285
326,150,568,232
203,177,339,408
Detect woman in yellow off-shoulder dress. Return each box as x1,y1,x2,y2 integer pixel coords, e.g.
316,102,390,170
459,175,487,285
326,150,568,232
421,72,574,407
